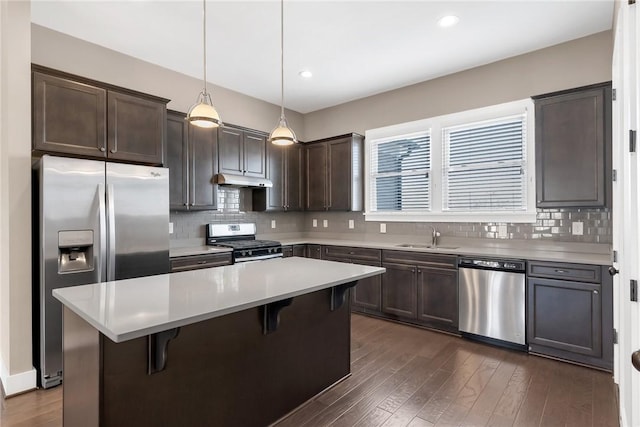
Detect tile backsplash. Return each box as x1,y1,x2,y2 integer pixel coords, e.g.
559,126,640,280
170,203,611,244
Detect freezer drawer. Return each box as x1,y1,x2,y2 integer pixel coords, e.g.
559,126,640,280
458,267,526,345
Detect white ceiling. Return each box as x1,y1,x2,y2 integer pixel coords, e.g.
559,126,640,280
31,1,613,114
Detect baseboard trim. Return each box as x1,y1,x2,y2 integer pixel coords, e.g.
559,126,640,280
0,356,37,397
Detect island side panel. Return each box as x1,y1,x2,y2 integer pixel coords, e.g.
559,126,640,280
63,307,100,427
99,287,351,427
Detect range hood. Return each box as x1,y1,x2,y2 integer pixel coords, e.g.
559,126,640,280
214,173,273,188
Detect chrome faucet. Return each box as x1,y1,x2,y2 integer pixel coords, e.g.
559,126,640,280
426,225,438,248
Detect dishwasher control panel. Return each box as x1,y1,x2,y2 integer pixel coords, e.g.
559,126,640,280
458,258,525,272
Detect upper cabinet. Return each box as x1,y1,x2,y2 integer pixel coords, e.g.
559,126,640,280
304,133,364,211
166,110,218,211
32,66,168,165
255,142,304,211
533,82,612,208
218,126,266,178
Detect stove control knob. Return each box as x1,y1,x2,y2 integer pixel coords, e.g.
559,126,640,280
248,250,252,256
241,251,247,257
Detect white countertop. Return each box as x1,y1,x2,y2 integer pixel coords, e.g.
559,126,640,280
53,257,385,343
169,246,232,257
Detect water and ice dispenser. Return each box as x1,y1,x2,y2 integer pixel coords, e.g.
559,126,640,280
58,230,94,273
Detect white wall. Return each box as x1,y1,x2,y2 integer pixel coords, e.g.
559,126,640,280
0,0,36,395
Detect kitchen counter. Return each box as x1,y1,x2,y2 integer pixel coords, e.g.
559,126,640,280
53,257,384,343
169,245,231,257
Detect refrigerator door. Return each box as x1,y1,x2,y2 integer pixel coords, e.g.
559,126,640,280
106,162,169,280
38,155,106,388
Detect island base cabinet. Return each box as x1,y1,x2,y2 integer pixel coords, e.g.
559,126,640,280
62,288,351,427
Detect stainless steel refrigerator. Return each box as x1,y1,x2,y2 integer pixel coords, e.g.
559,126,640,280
33,155,170,388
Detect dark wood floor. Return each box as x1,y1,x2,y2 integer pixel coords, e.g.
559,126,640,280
0,314,619,427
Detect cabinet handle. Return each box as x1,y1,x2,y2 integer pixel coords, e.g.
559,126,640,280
554,269,567,273
183,203,188,206
593,290,599,294
417,269,422,274
110,149,117,154
197,260,207,265
99,147,106,152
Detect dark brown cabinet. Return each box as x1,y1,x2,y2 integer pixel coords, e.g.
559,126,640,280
306,244,323,259
218,127,266,178
323,246,382,313
527,261,613,371
282,245,306,257
170,252,232,272
167,110,218,210
254,143,303,211
32,66,167,165
304,134,364,211
381,250,458,332
533,82,612,208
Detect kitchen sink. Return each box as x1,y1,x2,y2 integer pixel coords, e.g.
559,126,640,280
395,243,459,250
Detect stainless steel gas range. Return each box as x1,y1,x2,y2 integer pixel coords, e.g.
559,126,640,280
206,223,283,263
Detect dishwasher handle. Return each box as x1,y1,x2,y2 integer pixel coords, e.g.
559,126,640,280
458,257,526,273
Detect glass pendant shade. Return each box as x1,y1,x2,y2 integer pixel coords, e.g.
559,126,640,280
269,115,297,146
188,91,221,128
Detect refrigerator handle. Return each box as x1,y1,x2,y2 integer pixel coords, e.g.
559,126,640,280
98,184,107,282
106,184,116,281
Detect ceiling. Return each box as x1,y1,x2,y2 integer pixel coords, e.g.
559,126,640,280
31,1,614,114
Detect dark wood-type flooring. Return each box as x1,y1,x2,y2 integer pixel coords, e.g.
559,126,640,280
1,314,619,427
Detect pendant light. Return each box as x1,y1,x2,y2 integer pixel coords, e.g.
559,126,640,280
269,0,297,145
187,0,221,128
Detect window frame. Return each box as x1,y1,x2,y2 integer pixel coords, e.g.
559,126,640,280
364,98,536,223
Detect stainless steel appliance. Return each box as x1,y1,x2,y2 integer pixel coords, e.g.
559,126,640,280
206,223,282,263
34,155,169,388
458,257,526,349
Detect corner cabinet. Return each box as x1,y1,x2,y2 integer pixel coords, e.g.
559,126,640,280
32,66,168,165
254,142,304,211
166,110,218,211
527,261,613,371
218,126,266,178
533,82,612,208
304,134,364,211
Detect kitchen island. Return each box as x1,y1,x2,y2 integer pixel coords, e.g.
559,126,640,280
53,257,385,427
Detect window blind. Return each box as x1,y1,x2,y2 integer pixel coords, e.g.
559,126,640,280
443,115,526,211
369,134,431,212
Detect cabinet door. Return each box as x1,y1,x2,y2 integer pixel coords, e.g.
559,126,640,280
382,262,417,319
166,112,189,210
33,72,107,157
107,91,165,165
351,259,382,312
292,245,306,257
285,144,304,211
417,266,458,330
535,85,611,207
305,144,327,210
189,125,218,210
243,131,266,177
218,128,244,175
327,138,352,210
306,244,323,259
265,142,285,210
282,246,293,258
528,277,602,357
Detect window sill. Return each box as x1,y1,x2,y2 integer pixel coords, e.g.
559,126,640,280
364,212,537,224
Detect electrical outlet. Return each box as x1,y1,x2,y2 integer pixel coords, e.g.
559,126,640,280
323,219,328,228
271,219,276,229
312,219,317,228
169,222,174,234
380,223,386,233
572,221,584,235
348,219,355,229
498,224,507,238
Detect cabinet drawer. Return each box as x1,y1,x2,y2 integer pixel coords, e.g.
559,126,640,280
528,261,601,283
382,250,456,269
324,246,381,262
170,253,233,272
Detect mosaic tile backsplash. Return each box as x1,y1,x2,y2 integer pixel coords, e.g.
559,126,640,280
170,189,611,245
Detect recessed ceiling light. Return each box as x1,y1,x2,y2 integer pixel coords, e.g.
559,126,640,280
299,70,313,79
438,15,459,28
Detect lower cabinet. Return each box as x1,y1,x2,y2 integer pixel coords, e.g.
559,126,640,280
527,261,612,371
282,245,306,258
417,266,458,330
381,262,417,319
170,253,233,272
306,244,323,259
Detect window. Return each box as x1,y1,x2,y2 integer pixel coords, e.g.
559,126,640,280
364,99,535,223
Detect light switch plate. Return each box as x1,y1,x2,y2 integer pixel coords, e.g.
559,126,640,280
380,223,386,233
348,219,355,229
572,221,584,235
271,219,276,229
169,222,174,234
312,219,317,228
323,219,329,228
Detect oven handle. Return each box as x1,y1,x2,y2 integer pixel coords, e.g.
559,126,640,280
234,253,284,263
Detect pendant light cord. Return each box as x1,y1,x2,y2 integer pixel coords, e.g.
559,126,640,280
280,0,285,120
203,0,208,94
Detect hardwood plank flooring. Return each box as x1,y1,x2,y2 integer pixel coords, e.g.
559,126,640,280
0,314,620,427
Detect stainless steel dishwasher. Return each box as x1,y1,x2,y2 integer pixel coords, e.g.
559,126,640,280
458,257,526,350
